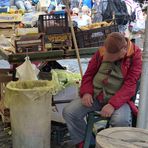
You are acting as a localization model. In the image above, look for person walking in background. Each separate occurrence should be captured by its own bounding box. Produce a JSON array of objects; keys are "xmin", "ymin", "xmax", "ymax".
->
[
  {"xmin": 92, "ymin": 0, "xmax": 131, "ymax": 35},
  {"xmin": 92, "ymin": 0, "xmax": 107, "ymax": 23},
  {"xmin": 77, "ymin": 5, "xmax": 92, "ymax": 27},
  {"xmin": 70, "ymin": 0, "xmax": 80, "ymax": 9},
  {"xmin": 82, "ymin": 0, "xmax": 93, "ymax": 9},
  {"xmin": 63, "ymin": 32, "xmax": 142, "ymax": 148},
  {"xmin": 48, "ymin": 0, "xmax": 64, "ymax": 12},
  {"xmin": 71, "ymin": 7, "xmax": 80, "ymax": 26},
  {"xmin": 124, "ymin": 0, "xmax": 135, "ymax": 15},
  {"xmin": 128, "ymin": 0, "xmax": 145, "ymax": 38}
]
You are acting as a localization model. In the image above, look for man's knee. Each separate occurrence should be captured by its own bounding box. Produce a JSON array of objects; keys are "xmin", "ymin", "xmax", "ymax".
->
[
  {"xmin": 62, "ymin": 100, "xmax": 80, "ymax": 120},
  {"xmin": 110, "ymin": 114, "xmax": 132, "ymax": 127},
  {"xmin": 109, "ymin": 104, "xmax": 132, "ymax": 127},
  {"xmin": 62, "ymin": 104, "xmax": 72, "ymax": 120}
]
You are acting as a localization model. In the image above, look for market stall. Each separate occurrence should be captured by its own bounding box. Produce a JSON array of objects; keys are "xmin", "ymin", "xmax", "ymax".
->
[
  {"xmin": 0, "ymin": 8, "xmax": 119, "ymax": 123},
  {"xmin": 0, "ymin": 5, "xmax": 120, "ymax": 147}
]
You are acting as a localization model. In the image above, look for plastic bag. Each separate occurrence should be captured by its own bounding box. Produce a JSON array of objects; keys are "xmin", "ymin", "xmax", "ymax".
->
[
  {"xmin": 16, "ymin": 57, "xmax": 40, "ymax": 80},
  {"xmin": 0, "ymin": 34, "xmax": 10, "ymax": 47},
  {"xmin": 22, "ymin": 12, "xmax": 45, "ymax": 27},
  {"xmin": 0, "ymin": 34, "xmax": 15, "ymax": 54},
  {"xmin": 4, "ymin": 80, "xmax": 57, "ymax": 107},
  {"xmin": 4, "ymin": 80, "xmax": 58, "ymax": 148}
]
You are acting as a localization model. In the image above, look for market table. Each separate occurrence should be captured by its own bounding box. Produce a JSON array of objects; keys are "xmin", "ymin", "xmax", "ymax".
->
[
  {"xmin": 1, "ymin": 47, "xmax": 99, "ymax": 64},
  {"xmin": 96, "ymin": 127, "xmax": 148, "ymax": 148}
]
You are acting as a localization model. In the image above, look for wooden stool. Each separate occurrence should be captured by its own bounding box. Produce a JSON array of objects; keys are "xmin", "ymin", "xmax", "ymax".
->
[{"xmin": 96, "ymin": 127, "xmax": 148, "ymax": 148}]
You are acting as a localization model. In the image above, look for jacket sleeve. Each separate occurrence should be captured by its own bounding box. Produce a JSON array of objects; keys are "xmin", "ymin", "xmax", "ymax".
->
[
  {"xmin": 80, "ymin": 51, "xmax": 101, "ymax": 97},
  {"xmin": 109, "ymin": 45, "xmax": 142, "ymax": 109}
]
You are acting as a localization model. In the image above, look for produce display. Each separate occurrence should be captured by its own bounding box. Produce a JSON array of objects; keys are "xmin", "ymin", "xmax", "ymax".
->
[{"xmin": 80, "ymin": 21, "xmax": 113, "ymax": 30}]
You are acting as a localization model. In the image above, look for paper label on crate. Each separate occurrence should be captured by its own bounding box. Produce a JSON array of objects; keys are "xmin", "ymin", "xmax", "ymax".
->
[
  {"xmin": 91, "ymin": 32, "xmax": 104, "ymax": 38},
  {"xmin": 17, "ymin": 40, "xmax": 41, "ymax": 45}
]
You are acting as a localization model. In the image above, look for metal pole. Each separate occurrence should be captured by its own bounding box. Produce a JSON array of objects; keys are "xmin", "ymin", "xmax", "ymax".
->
[
  {"xmin": 64, "ymin": 0, "xmax": 83, "ymax": 77},
  {"xmin": 137, "ymin": 7, "xmax": 148, "ymax": 128}
]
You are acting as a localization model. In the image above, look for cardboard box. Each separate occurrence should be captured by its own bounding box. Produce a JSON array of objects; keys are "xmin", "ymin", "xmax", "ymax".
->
[
  {"xmin": 53, "ymin": 85, "xmax": 79, "ymax": 101},
  {"xmin": 51, "ymin": 104, "xmax": 66, "ymax": 123},
  {"xmin": 52, "ymin": 85, "xmax": 79, "ymax": 123}
]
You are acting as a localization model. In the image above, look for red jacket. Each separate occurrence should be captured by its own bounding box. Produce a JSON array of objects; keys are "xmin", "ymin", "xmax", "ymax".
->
[{"xmin": 80, "ymin": 41, "xmax": 142, "ymax": 116}]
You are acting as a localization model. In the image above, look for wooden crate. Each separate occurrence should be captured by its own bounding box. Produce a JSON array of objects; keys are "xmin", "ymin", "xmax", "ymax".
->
[
  {"xmin": 15, "ymin": 33, "xmax": 45, "ymax": 53},
  {"xmin": 0, "ymin": 22, "xmax": 16, "ymax": 37},
  {"xmin": 45, "ymin": 33, "xmax": 72, "ymax": 51}
]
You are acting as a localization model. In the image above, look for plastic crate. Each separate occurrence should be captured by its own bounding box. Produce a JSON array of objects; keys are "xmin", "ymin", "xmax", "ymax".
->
[
  {"xmin": 51, "ymin": 121, "xmax": 68, "ymax": 145},
  {"xmin": 38, "ymin": 11, "xmax": 69, "ymax": 35},
  {"xmin": 75, "ymin": 24, "xmax": 119, "ymax": 48}
]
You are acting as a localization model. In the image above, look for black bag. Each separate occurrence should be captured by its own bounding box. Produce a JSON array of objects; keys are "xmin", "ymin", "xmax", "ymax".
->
[{"xmin": 102, "ymin": 0, "xmax": 129, "ymax": 25}]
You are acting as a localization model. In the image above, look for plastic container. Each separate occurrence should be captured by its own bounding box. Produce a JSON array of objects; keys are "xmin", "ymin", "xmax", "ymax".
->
[
  {"xmin": 4, "ymin": 80, "xmax": 57, "ymax": 148},
  {"xmin": 75, "ymin": 24, "xmax": 119, "ymax": 48},
  {"xmin": 38, "ymin": 12, "xmax": 69, "ymax": 35}
]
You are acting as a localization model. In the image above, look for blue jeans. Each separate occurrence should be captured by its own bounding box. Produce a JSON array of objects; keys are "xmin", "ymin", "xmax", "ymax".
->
[{"xmin": 63, "ymin": 98, "xmax": 132, "ymax": 144}]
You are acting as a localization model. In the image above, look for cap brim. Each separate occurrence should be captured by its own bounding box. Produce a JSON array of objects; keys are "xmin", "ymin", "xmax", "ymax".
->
[{"xmin": 103, "ymin": 49, "xmax": 126, "ymax": 62}]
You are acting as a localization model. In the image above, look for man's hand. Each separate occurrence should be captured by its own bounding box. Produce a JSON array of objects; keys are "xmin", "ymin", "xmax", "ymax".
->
[
  {"xmin": 81, "ymin": 93, "xmax": 93, "ymax": 107},
  {"xmin": 100, "ymin": 104, "xmax": 115, "ymax": 117}
]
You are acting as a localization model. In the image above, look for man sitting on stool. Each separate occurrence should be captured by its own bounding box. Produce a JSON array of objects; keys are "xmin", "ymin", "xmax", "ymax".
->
[{"xmin": 63, "ymin": 32, "xmax": 142, "ymax": 148}]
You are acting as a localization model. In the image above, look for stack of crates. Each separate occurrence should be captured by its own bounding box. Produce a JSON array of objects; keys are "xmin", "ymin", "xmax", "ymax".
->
[
  {"xmin": 51, "ymin": 121, "xmax": 68, "ymax": 145},
  {"xmin": 38, "ymin": 11, "xmax": 72, "ymax": 51}
]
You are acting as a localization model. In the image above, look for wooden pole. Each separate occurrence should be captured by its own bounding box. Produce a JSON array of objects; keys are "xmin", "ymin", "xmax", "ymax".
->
[{"xmin": 64, "ymin": 0, "xmax": 83, "ymax": 77}]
